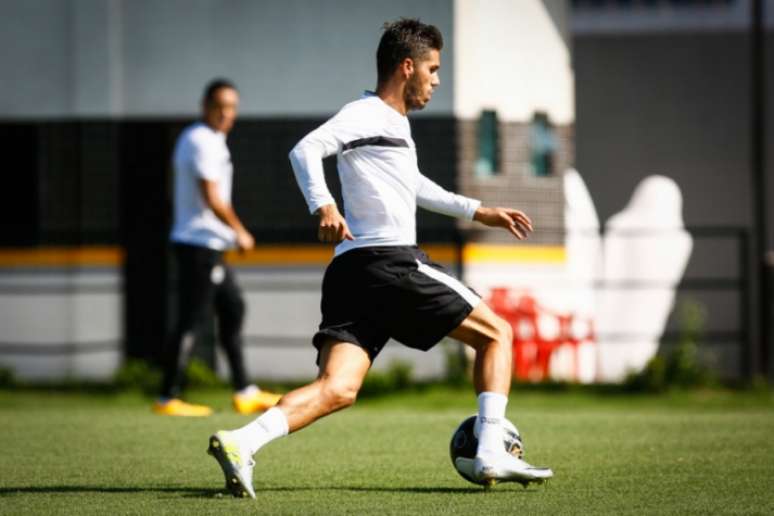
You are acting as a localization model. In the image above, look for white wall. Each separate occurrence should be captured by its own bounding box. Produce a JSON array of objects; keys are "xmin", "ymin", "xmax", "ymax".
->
[
  {"xmin": 453, "ymin": 0, "xmax": 574, "ymax": 123},
  {"xmin": 0, "ymin": 270, "xmax": 123, "ymax": 380},
  {"xmin": 0, "ymin": 265, "xmax": 448, "ymax": 382}
]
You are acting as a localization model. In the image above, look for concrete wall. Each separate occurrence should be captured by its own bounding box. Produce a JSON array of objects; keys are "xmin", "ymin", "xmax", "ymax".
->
[
  {"xmin": 1, "ymin": 0, "xmax": 578, "ymax": 120},
  {"xmin": 575, "ymin": 33, "xmax": 754, "ymax": 229},
  {"xmin": 0, "ymin": 260, "xmax": 453, "ymax": 382},
  {"xmin": 0, "ymin": 268, "xmax": 122, "ymax": 380},
  {"xmin": 573, "ymin": 25, "xmax": 774, "ymax": 375},
  {"xmin": 0, "ymin": 0, "xmax": 454, "ymax": 118}
]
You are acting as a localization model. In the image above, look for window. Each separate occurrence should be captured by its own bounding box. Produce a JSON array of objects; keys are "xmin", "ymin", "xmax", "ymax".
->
[
  {"xmin": 530, "ymin": 111, "xmax": 557, "ymax": 177},
  {"xmin": 475, "ymin": 110, "xmax": 499, "ymax": 177}
]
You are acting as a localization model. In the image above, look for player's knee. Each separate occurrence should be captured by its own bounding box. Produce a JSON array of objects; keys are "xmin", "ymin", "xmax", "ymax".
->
[
  {"xmin": 479, "ymin": 316, "xmax": 512, "ymax": 362},
  {"xmin": 496, "ymin": 317, "xmax": 513, "ymax": 346},
  {"xmin": 478, "ymin": 315, "xmax": 512, "ymax": 348},
  {"xmin": 321, "ymin": 379, "xmax": 359, "ymax": 411}
]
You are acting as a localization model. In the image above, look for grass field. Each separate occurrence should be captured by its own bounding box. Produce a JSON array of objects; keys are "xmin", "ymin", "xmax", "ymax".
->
[{"xmin": 1, "ymin": 385, "xmax": 773, "ymax": 515}]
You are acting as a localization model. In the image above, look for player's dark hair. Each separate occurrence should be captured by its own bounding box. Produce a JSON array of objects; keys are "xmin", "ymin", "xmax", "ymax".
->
[
  {"xmin": 203, "ymin": 78, "xmax": 238, "ymax": 104},
  {"xmin": 376, "ymin": 18, "xmax": 443, "ymax": 85}
]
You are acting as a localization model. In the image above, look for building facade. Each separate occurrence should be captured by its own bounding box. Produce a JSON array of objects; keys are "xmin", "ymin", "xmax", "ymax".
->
[{"xmin": 0, "ymin": 0, "xmax": 574, "ymax": 381}]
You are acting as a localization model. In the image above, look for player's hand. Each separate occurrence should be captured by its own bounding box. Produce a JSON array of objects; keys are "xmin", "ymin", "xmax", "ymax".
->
[
  {"xmin": 235, "ymin": 228, "xmax": 255, "ymax": 251},
  {"xmin": 473, "ymin": 206, "xmax": 533, "ymax": 240},
  {"xmin": 316, "ymin": 204, "xmax": 354, "ymax": 243}
]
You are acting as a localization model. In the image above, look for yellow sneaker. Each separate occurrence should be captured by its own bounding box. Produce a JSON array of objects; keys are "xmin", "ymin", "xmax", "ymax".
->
[
  {"xmin": 233, "ymin": 389, "xmax": 281, "ymax": 414},
  {"xmin": 153, "ymin": 398, "xmax": 213, "ymax": 417}
]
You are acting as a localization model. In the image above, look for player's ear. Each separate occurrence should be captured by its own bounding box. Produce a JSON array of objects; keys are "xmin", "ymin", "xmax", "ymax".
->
[{"xmin": 400, "ymin": 57, "xmax": 414, "ymax": 79}]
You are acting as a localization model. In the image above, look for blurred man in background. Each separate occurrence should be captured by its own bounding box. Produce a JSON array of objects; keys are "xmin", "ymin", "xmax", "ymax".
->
[{"xmin": 153, "ymin": 79, "xmax": 280, "ymax": 417}]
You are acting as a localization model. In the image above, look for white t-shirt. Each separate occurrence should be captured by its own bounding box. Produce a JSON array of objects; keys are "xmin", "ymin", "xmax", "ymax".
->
[
  {"xmin": 170, "ymin": 122, "xmax": 236, "ymax": 250},
  {"xmin": 289, "ymin": 92, "xmax": 480, "ymax": 256}
]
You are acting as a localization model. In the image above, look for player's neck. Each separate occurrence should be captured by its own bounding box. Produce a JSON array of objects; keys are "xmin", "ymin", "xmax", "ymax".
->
[
  {"xmin": 201, "ymin": 118, "xmax": 229, "ymax": 135},
  {"xmin": 375, "ymin": 83, "xmax": 408, "ymax": 116}
]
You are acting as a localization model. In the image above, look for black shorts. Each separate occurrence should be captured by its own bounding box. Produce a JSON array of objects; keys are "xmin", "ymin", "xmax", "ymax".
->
[{"xmin": 312, "ymin": 245, "xmax": 481, "ymax": 361}]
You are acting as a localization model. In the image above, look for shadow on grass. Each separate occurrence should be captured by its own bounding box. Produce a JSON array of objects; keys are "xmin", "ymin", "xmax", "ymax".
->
[
  {"xmin": 256, "ymin": 486, "xmax": 489, "ymax": 495},
  {"xmin": 0, "ymin": 484, "xmax": 536, "ymax": 497},
  {"xmin": 0, "ymin": 486, "xmax": 221, "ymax": 497},
  {"xmin": 0, "ymin": 485, "xmax": 222, "ymax": 496}
]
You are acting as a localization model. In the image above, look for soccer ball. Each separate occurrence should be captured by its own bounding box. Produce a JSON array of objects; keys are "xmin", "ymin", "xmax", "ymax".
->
[{"xmin": 449, "ymin": 415, "xmax": 524, "ymax": 485}]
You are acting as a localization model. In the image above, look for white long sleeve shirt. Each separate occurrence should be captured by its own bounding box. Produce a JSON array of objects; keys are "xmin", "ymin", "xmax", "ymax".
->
[
  {"xmin": 170, "ymin": 122, "xmax": 236, "ymax": 250},
  {"xmin": 289, "ymin": 92, "xmax": 480, "ymax": 256}
]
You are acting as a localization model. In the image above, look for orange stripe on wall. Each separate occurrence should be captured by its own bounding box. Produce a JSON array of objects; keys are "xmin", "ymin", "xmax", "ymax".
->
[
  {"xmin": 0, "ymin": 246, "xmax": 124, "ymax": 267},
  {"xmin": 0, "ymin": 243, "xmax": 565, "ymax": 268},
  {"xmin": 225, "ymin": 244, "xmax": 564, "ymax": 265},
  {"xmin": 225, "ymin": 245, "xmax": 334, "ymax": 265},
  {"xmin": 226, "ymin": 244, "xmax": 460, "ymax": 265}
]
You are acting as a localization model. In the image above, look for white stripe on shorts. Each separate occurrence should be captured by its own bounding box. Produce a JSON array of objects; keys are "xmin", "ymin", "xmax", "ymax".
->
[{"xmin": 415, "ymin": 259, "xmax": 481, "ymax": 308}]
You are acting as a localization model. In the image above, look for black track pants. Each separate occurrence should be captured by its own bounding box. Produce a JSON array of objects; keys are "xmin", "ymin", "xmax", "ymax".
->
[{"xmin": 161, "ymin": 243, "xmax": 248, "ymax": 398}]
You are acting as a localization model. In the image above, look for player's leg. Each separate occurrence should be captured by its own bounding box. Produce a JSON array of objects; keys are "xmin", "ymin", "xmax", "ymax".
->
[
  {"xmin": 154, "ymin": 244, "xmax": 216, "ymax": 416},
  {"xmin": 213, "ymin": 264, "xmax": 248, "ymax": 390},
  {"xmin": 213, "ymin": 264, "xmax": 280, "ymax": 414},
  {"xmin": 274, "ymin": 339, "xmax": 372, "ymax": 431},
  {"xmin": 448, "ymin": 300, "xmax": 512, "ymax": 395},
  {"xmin": 384, "ymin": 249, "xmax": 549, "ymax": 484},
  {"xmin": 224, "ymin": 338, "xmax": 370, "ymax": 446},
  {"xmin": 207, "ymin": 339, "xmax": 371, "ymax": 498},
  {"xmin": 449, "ymin": 302, "xmax": 553, "ymax": 485}
]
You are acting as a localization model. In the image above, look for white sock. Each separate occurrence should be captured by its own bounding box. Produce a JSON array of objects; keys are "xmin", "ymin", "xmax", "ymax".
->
[
  {"xmin": 232, "ymin": 407, "xmax": 289, "ymax": 456},
  {"xmin": 475, "ymin": 392, "xmax": 508, "ymax": 458}
]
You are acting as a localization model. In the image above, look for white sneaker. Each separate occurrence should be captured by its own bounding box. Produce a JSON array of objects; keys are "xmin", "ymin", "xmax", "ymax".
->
[
  {"xmin": 473, "ymin": 453, "xmax": 553, "ymax": 487},
  {"xmin": 207, "ymin": 430, "xmax": 256, "ymax": 498}
]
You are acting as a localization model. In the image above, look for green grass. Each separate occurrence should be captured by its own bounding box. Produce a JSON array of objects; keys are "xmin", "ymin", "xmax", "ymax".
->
[{"xmin": 1, "ymin": 386, "xmax": 773, "ymax": 515}]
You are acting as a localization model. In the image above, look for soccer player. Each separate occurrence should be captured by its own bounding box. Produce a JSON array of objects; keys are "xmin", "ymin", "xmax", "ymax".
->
[
  {"xmin": 207, "ymin": 20, "xmax": 553, "ymax": 496},
  {"xmin": 153, "ymin": 79, "xmax": 280, "ymax": 417}
]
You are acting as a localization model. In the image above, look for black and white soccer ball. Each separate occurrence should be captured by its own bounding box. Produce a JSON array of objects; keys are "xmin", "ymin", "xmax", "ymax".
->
[{"xmin": 449, "ymin": 415, "xmax": 524, "ymax": 485}]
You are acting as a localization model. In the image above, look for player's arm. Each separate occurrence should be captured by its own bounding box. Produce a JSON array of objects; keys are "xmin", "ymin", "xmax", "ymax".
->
[
  {"xmin": 416, "ymin": 172, "xmax": 481, "ymax": 220},
  {"xmin": 289, "ymin": 118, "xmax": 353, "ymax": 243},
  {"xmin": 190, "ymin": 137, "xmax": 254, "ymax": 251},
  {"xmin": 472, "ymin": 206, "xmax": 533, "ymax": 240},
  {"xmin": 198, "ymin": 179, "xmax": 255, "ymax": 250},
  {"xmin": 416, "ymin": 173, "xmax": 532, "ymax": 240}
]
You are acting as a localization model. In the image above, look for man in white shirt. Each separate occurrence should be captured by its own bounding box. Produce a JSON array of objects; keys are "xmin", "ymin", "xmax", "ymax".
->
[
  {"xmin": 208, "ymin": 21, "xmax": 553, "ymax": 497},
  {"xmin": 154, "ymin": 79, "xmax": 280, "ymax": 417}
]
